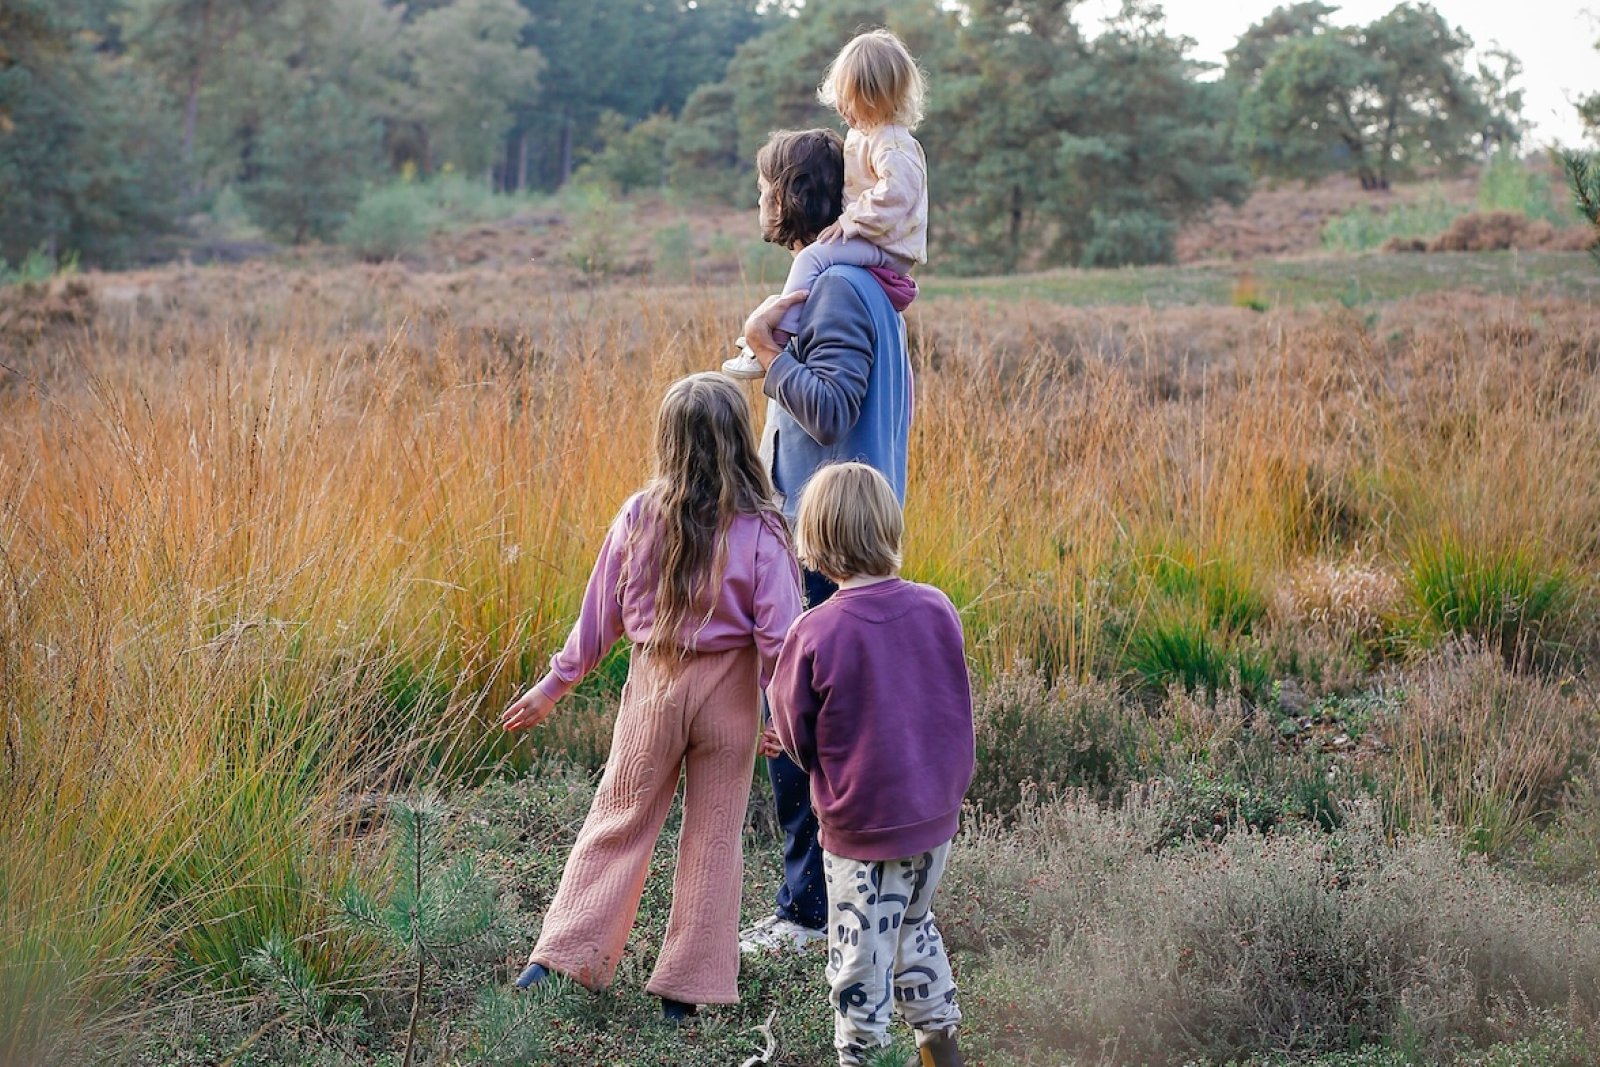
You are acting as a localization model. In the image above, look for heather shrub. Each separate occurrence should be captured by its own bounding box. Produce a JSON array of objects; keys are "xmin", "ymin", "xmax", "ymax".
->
[
  {"xmin": 949, "ymin": 799, "xmax": 1600, "ymax": 1065},
  {"xmin": 1415, "ymin": 211, "xmax": 1592, "ymax": 253},
  {"xmin": 1146, "ymin": 684, "xmax": 1349, "ymax": 846},
  {"xmin": 969, "ymin": 668, "xmax": 1147, "ymax": 816},
  {"xmin": 1531, "ymin": 758, "xmax": 1600, "ymax": 883},
  {"xmin": 1381, "ymin": 648, "xmax": 1589, "ymax": 855}
]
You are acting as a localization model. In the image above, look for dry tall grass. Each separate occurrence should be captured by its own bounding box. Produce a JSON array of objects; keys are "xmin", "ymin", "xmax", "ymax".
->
[{"xmin": 3, "ymin": 267, "xmax": 1600, "ymax": 1053}]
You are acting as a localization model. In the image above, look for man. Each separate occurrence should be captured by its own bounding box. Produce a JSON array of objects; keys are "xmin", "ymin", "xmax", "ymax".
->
[{"xmin": 734, "ymin": 127, "xmax": 915, "ymax": 954}]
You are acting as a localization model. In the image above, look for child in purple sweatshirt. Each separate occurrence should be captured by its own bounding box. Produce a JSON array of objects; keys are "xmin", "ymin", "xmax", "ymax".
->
[
  {"xmin": 500, "ymin": 373, "xmax": 802, "ymax": 1022},
  {"xmin": 767, "ymin": 462, "xmax": 974, "ymax": 1067}
]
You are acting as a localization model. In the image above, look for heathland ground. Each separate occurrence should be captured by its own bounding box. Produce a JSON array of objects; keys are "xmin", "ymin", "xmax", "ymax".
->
[{"xmin": 4, "ymin": 181, "xmax": 1600, "ymax": 1066}]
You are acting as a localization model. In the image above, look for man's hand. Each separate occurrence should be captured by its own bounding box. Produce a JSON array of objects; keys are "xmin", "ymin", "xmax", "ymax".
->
[
  {"xmin": 501, "ymin": 686, "xmax": 556, "ymax": 731},
  {"xmin": 741, "ymin": 289, "xmax": 808, "ymax": 370},
  {"xmin": 757, "ymin": 725, "xmax": 784, "ymax": 759}
]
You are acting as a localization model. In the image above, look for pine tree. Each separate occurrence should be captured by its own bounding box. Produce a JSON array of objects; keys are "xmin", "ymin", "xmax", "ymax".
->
[
  {"xmin": 340, "ymin": 797, "xmax": 496, "ymax": 1067},
  {"xmin": 240, "ymin": 79, "xmax": 380, "ymax": 243},
  {"xmin": 1564, "ymin": 152, "xmax": 1600, "ymax": 269}
]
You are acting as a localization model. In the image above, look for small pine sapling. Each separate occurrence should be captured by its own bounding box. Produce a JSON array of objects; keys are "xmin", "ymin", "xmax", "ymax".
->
[
  {"xmin": 246, "ymin": 934, "xmax": 364, "ymax": 1062},
  {"xmin": 341, "ymin": 796, "xmax": 496, "ymax": 1067}
]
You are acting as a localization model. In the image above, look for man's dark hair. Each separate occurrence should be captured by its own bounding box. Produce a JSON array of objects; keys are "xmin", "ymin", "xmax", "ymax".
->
[{"xmin": 757, "ymin": 128, "xmax": 844, "ymax": 249}]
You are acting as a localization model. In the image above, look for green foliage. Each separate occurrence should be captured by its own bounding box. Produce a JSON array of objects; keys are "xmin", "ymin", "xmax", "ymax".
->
[
  {"xmin": 1400, "ymin": 536, "xmax": 1578, "ymax": 668},
  {"xmin": 240, "ymin": 79, "xmax": 379, "ymax": 243},
  {"xmin": 338, "ymin": 170, "xmax": 522, "ymax": 261},
  {"xmin": 1116, "ymin": 551, "xmax": 1272, "ymax": 698},
  {"xmin": 0, "ymin": 4, "xmax": 180, "ymax": 265},
  {"xmin": 340, "ymin": 796, "xmax": 496, "ymax": 1067},
  {"xmin": 931, "ymin": 0, "xmax": 1246, "ymax": 272},
  {"xmin": 1233, "ymin": 3, "xmax": 1496, "ymax": 189},
  {"xmin": 1580, "ymin": 36, "xmax": 1600, "ymax": 139},
  {"xmin": 510, "ymin": 0, "xmax": 770, "ymax": 191},
  {"xmin": 1152, "ymin": 750, "xmax": 1342, "ymax": 850},
  {"xmin": 575, "ymin": 111, "xmax": 673, "ymax": 194},
  {"xmin": 1321, "ymin": 187, "xmax": 1465, "ymax": 252},
  {"xmin": 1476, "ymin": 151, "xmax": 1569, "ymax": 226},
  {"xmin": 1564, "ymin": 151, "xmax": 1600, "ymax": 268},
  {"xmin": 651, "ymin": 221, "xmax": 696, "ymax": 282},
  {"xmin": 464, "ymin": 986, "xmax": 550, "ymax": 1065},
  {"xmin": 1126, "ymin": 613, "xmax": 1271, "ymax": 699},
  {"xmin": 340, "ymin": 798, "xmax": 496, "ymax": 955},
  {"xmin": 410, "ymin": 0, "xmax": 541, "ymax": 178},
  {"xmin": 0, "ymin": 247, "xmax": 78, "ymax": 287},
  {"xmin": 341, "ymin": 184, "xmax": 437, "ymax": 260},
  {"xmin": 561, "ymin": 184, "xmax": 634, "ymax": 278},
  {"xmin": 665, "ymin": 82, "xmax": 748, "ymax": 204}
]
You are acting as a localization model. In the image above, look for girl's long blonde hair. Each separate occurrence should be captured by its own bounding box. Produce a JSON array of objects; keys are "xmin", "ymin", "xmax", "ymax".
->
[{"xmin": 632, "ymin": 373, "xmax": 783, "ymax": 657}]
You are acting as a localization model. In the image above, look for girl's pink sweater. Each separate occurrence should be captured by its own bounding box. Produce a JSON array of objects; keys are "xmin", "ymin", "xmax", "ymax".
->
[{"xmin": 533, "ymin": 492, "xmax": 803, "ymax": 703}]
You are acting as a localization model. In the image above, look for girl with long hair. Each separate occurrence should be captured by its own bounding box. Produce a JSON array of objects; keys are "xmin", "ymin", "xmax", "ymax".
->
[{"xmin": 500, "ymin": 373, "xmax": 802, "ymax": 1020}]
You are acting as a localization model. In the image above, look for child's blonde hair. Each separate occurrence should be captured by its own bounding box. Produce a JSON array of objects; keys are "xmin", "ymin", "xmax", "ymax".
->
[
  {"xmin": 818, "ymin": 29, "xmax": 925, "ymax": 131},
  {"xmin": 794, "ymin": 462, "xmax": 903, "ymax": 580}
]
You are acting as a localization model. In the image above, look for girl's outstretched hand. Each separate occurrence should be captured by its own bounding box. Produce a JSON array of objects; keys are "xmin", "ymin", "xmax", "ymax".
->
[
  {"xmin": 815, "ymin": 220, "xmax": 846, "ymax": 245},
  {"xmin": 757, "ymin": 726, "xmax": 784, "ymax": 759},
  {"xmin": 501, "ymin": 687, "xmax": 556, "ymax": 731}
]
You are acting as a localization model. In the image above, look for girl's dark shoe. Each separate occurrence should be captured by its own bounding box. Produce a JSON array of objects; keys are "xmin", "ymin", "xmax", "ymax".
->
[
  {"xmin": 514, "ymin": 962, "xmax": 550, "ymax": 989},
  {"xmin": 660, "ymin": 997, "xmax": 699, "ymax": 1024}
]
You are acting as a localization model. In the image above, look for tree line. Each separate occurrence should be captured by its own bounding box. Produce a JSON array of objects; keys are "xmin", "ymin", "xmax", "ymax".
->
[{"xmin": 1, "ymin": 0, "xmax": 1583, "ymax": 273}]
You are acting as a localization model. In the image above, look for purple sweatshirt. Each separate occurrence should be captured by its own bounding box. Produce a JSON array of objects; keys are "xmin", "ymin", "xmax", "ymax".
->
[
  {"xmin": 534, "ymin": 492, "xmax": 803, "ymax": 703},
  {"xmin": 768, "ymin": 578, "xmax": 975, "ymax": 861}
]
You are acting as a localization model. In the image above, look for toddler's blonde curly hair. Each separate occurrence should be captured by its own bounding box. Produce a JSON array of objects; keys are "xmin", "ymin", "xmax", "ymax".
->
[{"xmin": 818, "ymin": 29, "xmax": 925, "ymax": 131}]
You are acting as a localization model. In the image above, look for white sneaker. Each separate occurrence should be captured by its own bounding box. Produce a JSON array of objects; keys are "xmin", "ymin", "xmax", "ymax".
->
[
  {"xmin": 738, "ymin": 914, "xmax": 826, "ymax": 955},
  {"xmin": 721, "ymin": 336, "xmax": 765, "ymax": 380}
]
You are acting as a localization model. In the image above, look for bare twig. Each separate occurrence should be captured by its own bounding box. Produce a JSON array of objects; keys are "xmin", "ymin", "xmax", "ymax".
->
[{"xmin": 739, "ymin": 1009, "xmax": 779, "ymax": 1067}]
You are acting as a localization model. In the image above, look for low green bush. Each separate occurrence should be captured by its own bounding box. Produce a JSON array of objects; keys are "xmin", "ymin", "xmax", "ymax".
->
[
  {"xmin": 1322, "ymin": 187, "xmax": 1464, "ymax": 252},
  {"xmin": 1476, "ymin": 152, "xmax": 1571, "ymax": 227},
  {"xmin": 341, "ymin": 183, "xmax": 439, "ymax": 261}
]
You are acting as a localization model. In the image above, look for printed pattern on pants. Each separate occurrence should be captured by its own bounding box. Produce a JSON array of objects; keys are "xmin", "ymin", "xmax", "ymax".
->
[
  {"xmin": 823, "ymin": 842, "xmax": 960, "ymax": 1067},
  {"xmin": 527, "ymin": 645, "xmax": 759, "ymax": 1004}
]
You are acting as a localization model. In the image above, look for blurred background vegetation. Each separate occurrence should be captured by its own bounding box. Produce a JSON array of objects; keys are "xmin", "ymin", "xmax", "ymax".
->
[{"xmin": 2, "ymin": 0, "xmax": 1596, "ymax": 277}]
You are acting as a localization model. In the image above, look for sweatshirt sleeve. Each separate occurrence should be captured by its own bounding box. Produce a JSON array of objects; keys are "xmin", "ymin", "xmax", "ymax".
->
[
  {"xmin": 841, "ymin": 138, "xmax": 925, "ymax": 244},
  {"xmin": 533, "ymin": 500, "xmax": 634, "ymax": 703},
  {"xmin": 762, "ymin": 272, "xmax": 874, "ymax": 447},
  {"xmin": 753, "ymin": 519, "xmax": 803, "ymax": 689},
  {"xmin": 768, "ymin": 625, "xmax": 819, "ymax": 772}
]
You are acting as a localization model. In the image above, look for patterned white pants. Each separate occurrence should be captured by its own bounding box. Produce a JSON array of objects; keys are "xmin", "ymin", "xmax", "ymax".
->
[{"xmin": 822, "ymin": 842, "xmax": 960, "ymax": 1066}]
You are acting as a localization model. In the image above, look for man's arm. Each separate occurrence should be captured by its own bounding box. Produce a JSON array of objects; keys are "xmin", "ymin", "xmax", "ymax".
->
[{"xmin": 760, "ymin": 273, "xmax": 875, "ymax": 447}]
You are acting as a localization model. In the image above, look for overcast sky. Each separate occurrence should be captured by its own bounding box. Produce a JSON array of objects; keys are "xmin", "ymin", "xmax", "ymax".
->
[{"xmin": 1080, "ymin": 0, "xmax": 1597, "ymax": 147}]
